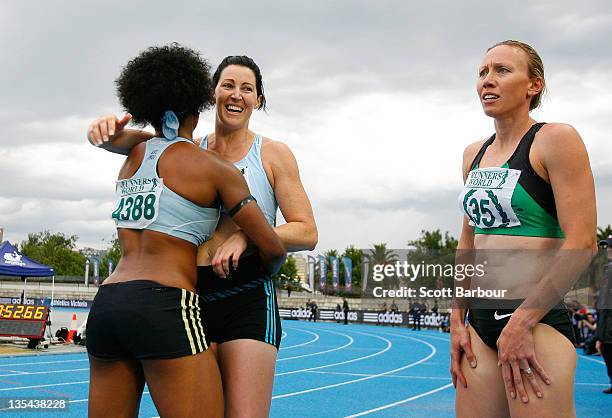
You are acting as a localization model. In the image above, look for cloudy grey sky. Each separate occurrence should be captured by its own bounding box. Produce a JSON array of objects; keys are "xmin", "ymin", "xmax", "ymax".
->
[{"xmin": 1, "ymin": 1, "xmax": 611, "ymax": 253}]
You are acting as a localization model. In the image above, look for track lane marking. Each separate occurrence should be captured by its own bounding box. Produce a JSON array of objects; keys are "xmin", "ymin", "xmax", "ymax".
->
[
  {"xmin": 277, "ymin": 329, "xmax": 354, "ymax": 361},
  {"xmin": 344, "ymin": 383, "xmax": 454, "ymax": 417},
  {"xmin": 279, "ymin": 328, "xmax": 320, "ymax": 350},
  {"xmin": 273, "ymin": 334, "xmax": 434, "ymax": 398},
  {"xmin": 0, "ymin": 368, "xmax": 89, "ymax": 378},
  {"xmin": 275, "ymin": 331, "xmax": 391, "ymax": 376},
  {"xmin": 0, "ymin": 358, "xmax": 87, "ymax": 367}
]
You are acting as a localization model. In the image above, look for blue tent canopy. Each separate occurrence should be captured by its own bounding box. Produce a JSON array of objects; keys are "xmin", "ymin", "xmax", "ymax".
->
[{"xmin": 0, "ymin": 241, "xmax": 54, "ymax": 277}]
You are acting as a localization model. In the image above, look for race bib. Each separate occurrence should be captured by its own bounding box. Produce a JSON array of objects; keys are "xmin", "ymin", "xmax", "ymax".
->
[
  {"xmin": 459, "ymin": 167, "xmax": 521, "ymax": 229},
  {"xmin": 111, "ymin": 177, "xmax": 163, "ymax": 229}
]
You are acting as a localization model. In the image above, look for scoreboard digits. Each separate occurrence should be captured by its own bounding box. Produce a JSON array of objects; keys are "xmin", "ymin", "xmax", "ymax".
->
[
  {"xmin": 0, "ymin": 305, "xmax": 46, "ymax": 320},
  {"xmin": 0, "ymin": 304, "xmax": 49, "ymax": 338}
]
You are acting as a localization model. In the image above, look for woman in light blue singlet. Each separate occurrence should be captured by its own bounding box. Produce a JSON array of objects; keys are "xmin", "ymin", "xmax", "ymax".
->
[
  {"xmin": 87, "ymin": 55, "xmax": 317, "ymax": 417},
  {"xmin": 451, "ymin": 40, "xmax": 596, "ymax": 418},
  {"xmin": 86, "ymin": 45, "xmax": 286, "ymax": 418}
]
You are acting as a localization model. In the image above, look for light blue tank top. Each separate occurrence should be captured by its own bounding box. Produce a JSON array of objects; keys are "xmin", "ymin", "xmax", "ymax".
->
[
  {"xmin": 112, "ymin": 137, "xmax": 220, "ymax": 246},
  {"xmin": 200, "ymin": 134, "xmax": 277, "ymax": 226}
]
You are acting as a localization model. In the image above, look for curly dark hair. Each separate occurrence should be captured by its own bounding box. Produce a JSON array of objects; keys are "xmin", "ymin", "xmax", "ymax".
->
[
  {"xmin": 115, "ymin": 43, "xmax": 214, "ymax": 130},
  {"xmin": 212, "ymin": 55, "xmax": 266, "ymax": 111}
]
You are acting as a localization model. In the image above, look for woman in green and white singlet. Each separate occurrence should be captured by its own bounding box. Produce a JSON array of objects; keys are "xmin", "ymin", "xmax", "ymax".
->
[{"xmin": 451, "ymin": 40, "xmax": 596, "ymax": 418}]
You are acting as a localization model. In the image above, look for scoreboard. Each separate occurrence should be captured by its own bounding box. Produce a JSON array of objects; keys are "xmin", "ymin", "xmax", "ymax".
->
[{"xmin": 0, "ymin": 304, "xmax": 49, "ymax": 338}]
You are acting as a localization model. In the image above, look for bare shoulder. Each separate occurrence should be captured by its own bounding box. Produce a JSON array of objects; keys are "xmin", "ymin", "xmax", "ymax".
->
[
  {"xmin": 127, "ymin": 141, "xmax": 147, "ymax": 159},
  {"xmin": 193, "ymin": 143, "xmax": 238, "ymax": 172},
  {"xmin": 535, "ymin": 122, "xmax": 583, "ymax": 148},
  {"xmin": 534, "ymin": 122, "xmax": 589, "ymax": 169},
  {"xmin": 261, "ymin": 137, "xmax": 295, "ymax": 159},
  {"xmin": 463, "ymin": 138, "xmax": 487, "ymax": 161},
  {"xmin": 119, "ymin": 142, "xmax": 147, "ymax": 179},
  {"xmin": 169, "ymin": 142, "xmax": 239, "ymax": 176},
  {"xmin": 535, "ymin": 123, "xmax": 586, "ymax": 161},
  {"xmin": 261, "ymin": 137, "xmax": 298, "ymax": 170},
  {"xmin": 462, "ymin": 138, "xmax": 488, "ymax": 172}
]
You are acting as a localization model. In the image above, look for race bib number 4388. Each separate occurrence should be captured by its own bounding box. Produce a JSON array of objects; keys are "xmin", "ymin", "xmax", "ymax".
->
[
  {"xmin": 111, "ymin": 177, "xmax": 163, "ymax": 229},
  {"xmin": 459, "ymin": 167, "xmax": 521, "ymax": 229}
]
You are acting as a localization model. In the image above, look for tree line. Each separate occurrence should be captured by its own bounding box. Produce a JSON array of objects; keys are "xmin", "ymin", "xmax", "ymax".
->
[{"xmin": 9, "ymin": 225, "xmax": 612, "ymax": 285}]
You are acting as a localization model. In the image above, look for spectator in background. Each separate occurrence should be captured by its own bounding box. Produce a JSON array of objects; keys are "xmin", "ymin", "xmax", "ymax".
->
[
  {"xmin": 389, "ymin": 300, "xmax": 399, "ymax": 327},
  {"xmin": 569, "ymin": 300, "xmax": 587, "ymax": 347},
  {"xmin": 390, "ymin": 300, "xmax": 398, "ymax": 313},
  {"xmin": 335, "ymin": 303, "xmax": 342, "ymax": 323},
  {"xmin": 306, "ymin": 300, "xmax": 313, "ymax": 321},
  {"xmin": 380, "ymin": 302, "xmax": 388, "ymax": 313},
  {"xmin": 581, "ymin": 313, "xmax": 598, "ymax": 355},
  {"xmin": 343, "ymin": 299, "xmax": 349, "ymax": 325},
  {"xmin": 311, "ymin": 301, "xmax": 318, "ymax": 322},
  {"xmin": 432, "ymin": 300, "xmax": 439, "ymax": 314},
  {"xmin": 597, "ymin": 237, "xmax": 612, "ymax": 394},
  {"xmin": 410, "ymin": 302, "xmax": 421, "ymax": 331}
]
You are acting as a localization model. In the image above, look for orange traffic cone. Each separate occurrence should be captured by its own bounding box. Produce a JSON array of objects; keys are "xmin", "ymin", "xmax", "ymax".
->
[{"xmin": 66, "ymin": 313, "xmax": 77, "ymax": 343}]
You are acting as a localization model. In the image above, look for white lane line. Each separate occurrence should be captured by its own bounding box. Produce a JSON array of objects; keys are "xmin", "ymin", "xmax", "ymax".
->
[
  {"xmin": 381, "ymin": 331, "xmax": 606, "ymax": 368},
  {"xmin": 280, "ymin": 328, "xmax": 320, "ymax": 350},
  {"xmin": 0, "ymin": 368, "xmax": 89, "ymax": 377},
  {"xmin": 275, "ymin": 331, "xmax": 391, "ymax": 376},
  {"xmin": 0, "ymin": 358, "xmax": 87, "ymax": 367},
  {"xmin": 273, "ymin": 335, "xmax": 434, "ymax": 399},
  {"xmin": 342, "ymin": 329, "xmax": 453, "ymax": 417},
  {"xmin": 0, "ymin": 380, "xmax": 89, "ymax": 391},
  {"xmin": 277, "ymin": 330, "xmax": 354, "ymax": 362},
  {"xmin": 405, "ymin": 333, "xmax": 450, "ymax": 342},
  {"xmin": 306, "ymin": 370, "xmax": 452, "ymax": 381},
  {"xmin": 373, "ymin": 330, "xmax": 450, "ymax": 343},
  {"xmin": 69, "ymin": 390, "xmax": 151, "ymax": 404},
  {"xmin": 577, "ymin": 354, "xmax": 605, "ymax": 365},
  {"xmin": 0, "ymin": 369, "xmax": 29, "ymax": 375},
  {"xmin": 344, "ymin": 383, "xmax": 454, "ymax": 417}
]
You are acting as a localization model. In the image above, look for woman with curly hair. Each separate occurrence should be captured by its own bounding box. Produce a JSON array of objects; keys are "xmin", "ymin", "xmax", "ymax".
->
[
  {"xmin": 86, "ymin": 44, "xmax": 285, "ymax": 418},
  {"xmin": 451, "ymin": 40, "xmax": 596, "ymax": 417}
]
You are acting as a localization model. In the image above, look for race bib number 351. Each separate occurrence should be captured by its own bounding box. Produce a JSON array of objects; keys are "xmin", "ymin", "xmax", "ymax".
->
[
  {"xmin": 111, "ymin": 177, "xmax": 163, "ymax": 229},
  {"xmin": 459, "ymin": 167, "xmax": 521, "ymax": 229}
]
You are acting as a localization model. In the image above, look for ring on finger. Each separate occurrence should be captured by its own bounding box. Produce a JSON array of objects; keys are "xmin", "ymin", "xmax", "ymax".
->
[{"xmin": 520, "ymin": 367, "xmax": 533, "ymax": 376}]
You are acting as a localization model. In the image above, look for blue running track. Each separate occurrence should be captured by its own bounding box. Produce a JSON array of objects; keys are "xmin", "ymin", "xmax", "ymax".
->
[{"xmin": 0, "ymin": 321, "xmax": 609, "ymax": 417}]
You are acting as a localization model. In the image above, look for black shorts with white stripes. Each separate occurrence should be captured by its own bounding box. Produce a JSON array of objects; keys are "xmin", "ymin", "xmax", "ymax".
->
[{"xmin": 86, "ymin": 280, "xmax": 208, "ymax": 360}]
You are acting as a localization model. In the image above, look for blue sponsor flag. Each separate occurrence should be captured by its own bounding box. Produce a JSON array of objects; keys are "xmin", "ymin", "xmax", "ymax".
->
[
  {"xmin": 342, "ymin": 256, "xmax": 352, "ymax": 291},
  {"xmin": 331, "ymin": 257, "xmax": 339, "ymax": 289},
  {"xmin": 318, "ymin": 255, "xmax": 327, "ymax": 289}
]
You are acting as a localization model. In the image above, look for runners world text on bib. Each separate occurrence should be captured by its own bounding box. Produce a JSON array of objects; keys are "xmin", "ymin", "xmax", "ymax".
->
[
  {"xmin": 459, "ymin": 167, "xmax": 521, "ymax": 229},
  {"xmin": 111, "ymin": 177, "xmax": 163, "ymax": 228}
]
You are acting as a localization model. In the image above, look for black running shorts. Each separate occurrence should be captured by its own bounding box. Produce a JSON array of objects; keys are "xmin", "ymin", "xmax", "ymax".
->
[
  {"xmin": 468, "ymin": 298, "xmax": 575, "ymax": 350},
  {"xmin": 86, "ymin": 280, "xmax": 208, "ymax": 360},
  {"xmin": 197, "ymin": 255, "xmax": 282, "ymax": 349}
]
